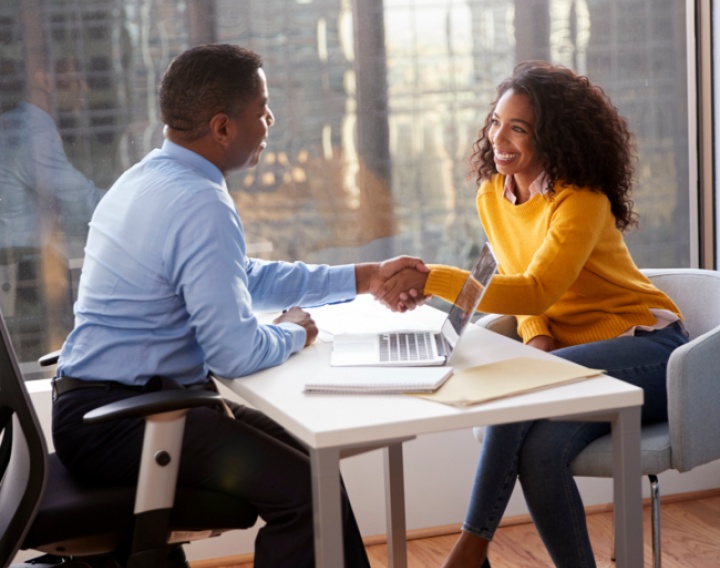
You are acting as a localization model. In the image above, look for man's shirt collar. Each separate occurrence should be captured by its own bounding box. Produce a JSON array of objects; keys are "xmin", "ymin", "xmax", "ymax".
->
[{"xmin": 161, "ymin": 139, "xmax": 226, "ymax": 188}]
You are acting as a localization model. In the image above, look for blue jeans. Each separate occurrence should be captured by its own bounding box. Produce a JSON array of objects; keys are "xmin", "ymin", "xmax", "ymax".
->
[{"xmin": 463, "ymin": 322, "xmax": 689, "ymax": 568}]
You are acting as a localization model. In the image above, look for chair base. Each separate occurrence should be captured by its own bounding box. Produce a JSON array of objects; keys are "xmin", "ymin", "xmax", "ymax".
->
[
  {"xmin": 11, "ymin": 554, "xmax": 71, "ymax": 568},
  {"xmin": 11, "ymin": 553, "xmax": 123, "ymax": 568},
  {"xmin": 33, "ymin": 533, "xmax": 122, "ymax": 557},
  {"xmin": 13, "ymin": 543, "xmax": 189, "ymax": 568}
]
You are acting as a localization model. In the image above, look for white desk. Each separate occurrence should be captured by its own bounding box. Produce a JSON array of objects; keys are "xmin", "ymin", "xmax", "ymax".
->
[{"xmin": 219, "ymin": 296, "xmax": 644, "ymax": 567}]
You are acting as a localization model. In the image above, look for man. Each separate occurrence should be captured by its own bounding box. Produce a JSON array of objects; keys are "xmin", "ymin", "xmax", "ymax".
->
[
  {"xmin": 51, "ymin": 45, "xmax": 427, "ymax": 567},
  {"xmin": 0, "ymin": 65, "xmax": 104, "ymax": 319}
]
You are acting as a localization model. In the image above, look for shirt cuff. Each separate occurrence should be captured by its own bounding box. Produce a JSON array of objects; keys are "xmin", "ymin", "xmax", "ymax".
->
[
  {"xmin": 276, "ymin": 322, "xmax": 307, "ymax": 353},
  {"xmin": 327, "ymin": 264, "xmax": 357, "ymax": 304}
]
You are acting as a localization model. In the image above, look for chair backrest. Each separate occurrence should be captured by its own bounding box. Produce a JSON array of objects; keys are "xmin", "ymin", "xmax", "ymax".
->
[
  {"xmin": 0, "ymin": 311, "xmax": 48, "ymax": 568},
  {"xmin": 642, "ymin": 269, "xmax": 720, "ymax": 473},
  {"xmin": 642, "ymin": 268, "xmax": 720, "ymax": 339}
]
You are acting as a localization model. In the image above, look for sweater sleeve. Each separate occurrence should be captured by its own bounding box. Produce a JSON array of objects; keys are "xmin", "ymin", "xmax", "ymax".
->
[
  {"xmin": 424, "ymin": 266, "xmax": 555, "ymax": 343},
  {"xmin": 425, "ymin": 189, "xmax": 610, "ymax": 318},
  {"xmin": 516, "ymin": 314, "xmax": 553, "ymax": 343},
  {"xmin": 424, "ymin": 264, "xmax": 470, "ymax": 305}
]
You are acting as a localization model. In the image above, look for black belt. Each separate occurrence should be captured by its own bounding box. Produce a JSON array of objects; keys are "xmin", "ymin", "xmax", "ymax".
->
[{"xmin": 51, "ymin": 376, "xmax": 143, "ymax": 399}]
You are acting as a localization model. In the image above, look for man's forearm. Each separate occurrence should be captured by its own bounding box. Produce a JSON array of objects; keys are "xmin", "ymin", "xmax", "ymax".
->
[
  {"xmin": 247, "ymin": 260, "xmax": 356, "ymax": 310},
  {"xmin": 354, "ymin": 263, "xmax": 378, "ymax": 295}
]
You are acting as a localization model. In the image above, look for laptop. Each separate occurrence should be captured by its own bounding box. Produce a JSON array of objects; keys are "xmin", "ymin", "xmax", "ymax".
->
[{"xmin": 330, "ymin": 242, "xmax": 499, "ymax": 367}]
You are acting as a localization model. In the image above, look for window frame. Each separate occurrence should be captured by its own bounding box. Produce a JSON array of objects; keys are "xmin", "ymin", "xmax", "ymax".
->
[{"xmin": 689, "ymin": 0, "xmax": 718, "ymax": 269}]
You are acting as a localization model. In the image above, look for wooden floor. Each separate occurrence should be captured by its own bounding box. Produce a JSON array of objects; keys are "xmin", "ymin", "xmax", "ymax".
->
[{"xmin": 227, "ymin": 495, "xmax": 720, "ymax": 567}]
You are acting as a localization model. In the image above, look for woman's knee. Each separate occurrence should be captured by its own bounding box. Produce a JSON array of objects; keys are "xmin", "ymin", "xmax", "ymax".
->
[
  {"xmin": 516, "ymin": 428, "xmax": 563, "ymax": 479},
  {"xmin": 482, "ymin": 421, "xmax": 532, "ymax": 450},
  {"xmin": 516, "ymin": 420, "xmax": 603, "ymax": 481}
]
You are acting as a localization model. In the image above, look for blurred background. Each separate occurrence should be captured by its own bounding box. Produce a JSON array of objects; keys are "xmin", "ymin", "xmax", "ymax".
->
[{"xmin": 0, "ymin": 0, "xmax": 690, "ymax": 378}]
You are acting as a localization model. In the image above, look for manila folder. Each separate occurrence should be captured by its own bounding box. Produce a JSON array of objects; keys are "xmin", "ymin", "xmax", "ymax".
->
[{"xmin": 410, "ymin": 357, "xmax": 603, "ymax": 407}]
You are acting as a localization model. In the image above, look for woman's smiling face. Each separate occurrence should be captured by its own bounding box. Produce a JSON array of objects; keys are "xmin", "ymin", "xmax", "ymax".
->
[{"xmin": 488, "ymin": 89, "xmax": 542, "ymax": 181}]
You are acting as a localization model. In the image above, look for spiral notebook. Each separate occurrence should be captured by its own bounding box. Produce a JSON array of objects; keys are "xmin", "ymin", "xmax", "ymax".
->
[{"xmin": 304, "ymin": 366, "xmax": 454, "ymax": 394}]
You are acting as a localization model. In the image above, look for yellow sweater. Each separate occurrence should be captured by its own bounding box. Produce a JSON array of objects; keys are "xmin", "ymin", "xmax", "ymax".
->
[{"xmin": 424, "ymin": 175, "xmax": 681, "ymax": 348}]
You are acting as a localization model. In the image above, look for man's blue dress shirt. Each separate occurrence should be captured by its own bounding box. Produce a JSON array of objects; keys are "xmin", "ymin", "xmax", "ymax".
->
[{"xmin": 58, "ymin": 140, "xmax": 356, "ymax": 385}]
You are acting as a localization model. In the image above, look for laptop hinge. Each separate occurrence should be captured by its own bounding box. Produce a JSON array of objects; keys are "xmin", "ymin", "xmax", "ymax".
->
[{"xmin": 435, "ymin": 334, "xmax": 447, "ymax": 357}]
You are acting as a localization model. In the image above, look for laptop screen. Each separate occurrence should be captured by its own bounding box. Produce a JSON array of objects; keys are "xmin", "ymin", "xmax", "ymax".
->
[{"xmin": 440, "ymin": 242, "xmax": 498, "ymax": 353}]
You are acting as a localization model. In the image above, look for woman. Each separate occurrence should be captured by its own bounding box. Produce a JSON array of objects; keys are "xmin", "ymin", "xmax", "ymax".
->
[{"xmin": 379, "ymin": 61, "xmax": 688, "ymax": 567}]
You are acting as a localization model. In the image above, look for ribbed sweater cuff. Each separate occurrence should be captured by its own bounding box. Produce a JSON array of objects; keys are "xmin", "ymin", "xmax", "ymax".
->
[
  {"xmin": 425, "ymin": 264, "xmax": 470, "ymax": 305},
  {"xmin": 517, "ymin": 318, "xmax": 552, "ymax": 344}
]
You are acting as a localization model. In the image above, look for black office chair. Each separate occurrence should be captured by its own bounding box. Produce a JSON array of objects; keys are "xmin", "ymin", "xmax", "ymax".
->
[{"xmin": 0, "ymin": 311, "xmax": 258, "ymax": 568}]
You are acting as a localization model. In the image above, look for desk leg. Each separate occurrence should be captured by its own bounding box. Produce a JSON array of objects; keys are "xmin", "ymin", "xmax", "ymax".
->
[
  {"xmin": 611, "ymin": 406, "xmax": 643, "ymax": 568},
  {"xmin": 384, "ymin": 443, "xmax": 408, "ymax": 568},
  {"xmin": 310, "ymin": 447, "xmax": 344, "ymax": 568}
]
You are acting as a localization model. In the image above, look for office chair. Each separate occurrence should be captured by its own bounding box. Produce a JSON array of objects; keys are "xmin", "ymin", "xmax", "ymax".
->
[
  {"xmin": 472, "ymin": 268, "xmax": 720, "ymax": 568},
  {"xmin": 0, "ymin": 310, "xmax": 259, "ymax": 568}
]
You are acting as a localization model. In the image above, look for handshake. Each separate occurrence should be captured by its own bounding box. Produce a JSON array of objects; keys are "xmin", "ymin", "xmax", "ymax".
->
[
  {"xmin": 274, "ymin": 256, "xmax": 432, "ymax": 346},
  {"xmin": 357, "ymin": 255, "xmax": 433, "ymax": 312}
]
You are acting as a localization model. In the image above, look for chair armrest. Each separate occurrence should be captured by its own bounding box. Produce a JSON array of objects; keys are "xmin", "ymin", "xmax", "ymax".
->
[
  {"xmin": 83, "ymin": 390, "xmax": 223, "ymax": 425},
  {"xmin": 476, "ymin": 314, "xmax": 521, "ymax": 342},
  {"xmin": 84, "ymin": 390, "xmax": 225, "ymax": 520},
  {"xmin": 38, "ymin": 349, "xmax": 61, "ymax": 367},
  {"xmin": 667, "ymin": 323, "xmax": 720, "ymax": 472}
]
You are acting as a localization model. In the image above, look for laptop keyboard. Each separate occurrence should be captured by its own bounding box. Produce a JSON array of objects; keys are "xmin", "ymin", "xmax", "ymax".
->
[{"xmin": 379, "ymin": 332, "xmax": 435, "ymax": 362}]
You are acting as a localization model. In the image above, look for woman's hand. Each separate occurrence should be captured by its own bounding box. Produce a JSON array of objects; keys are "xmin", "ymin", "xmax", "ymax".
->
[{"xmin": 527, "ymin": 335, "xmax": 555, "ymax": 352}]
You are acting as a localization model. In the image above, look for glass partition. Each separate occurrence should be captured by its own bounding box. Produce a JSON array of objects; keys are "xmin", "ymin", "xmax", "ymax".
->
[{"xmin": 0, "ymin": 0, "xmax": 690, "ymax": 378}]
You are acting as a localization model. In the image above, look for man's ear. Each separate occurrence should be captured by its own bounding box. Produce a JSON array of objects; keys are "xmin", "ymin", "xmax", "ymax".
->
[{"xmin": 208, "ymin": 113, "xmax": 234, "ymax": 148}]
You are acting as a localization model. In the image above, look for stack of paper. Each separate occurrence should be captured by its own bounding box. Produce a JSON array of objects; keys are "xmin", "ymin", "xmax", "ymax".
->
[
  {"xmin": 411, "ymin": 357, "xmax": 603, "ymax": 407},
  {"xmin": 304, "ymin": 366, "xmax": 453, "ymax": 395}
]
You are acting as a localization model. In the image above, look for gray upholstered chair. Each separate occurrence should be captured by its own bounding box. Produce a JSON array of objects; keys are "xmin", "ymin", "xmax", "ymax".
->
[{"xmin": 472, "ymin": 268, "xmax": 720, "ymax": 568}]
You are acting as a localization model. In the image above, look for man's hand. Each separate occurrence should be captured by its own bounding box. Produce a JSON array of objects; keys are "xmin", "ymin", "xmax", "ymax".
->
[
  {"xmin": 273, "ymin": 307, "xmax": 318, "ymax": 347},
  {"xmin": 527, "ymin": 335, "xmax": 555, "ymax": 352},
  {"xmin": 355, "ymin": 256, "xmax": 431, "ymax": 312},
  {"xmin": 376, "ymin": 267, "xmax": 431, "ymax": 313}
]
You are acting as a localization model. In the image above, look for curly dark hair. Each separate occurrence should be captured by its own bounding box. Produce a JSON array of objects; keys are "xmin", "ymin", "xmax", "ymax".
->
[
  {"xmin": 159, "ymin": 44, "xmax": 263, "ymax": 141},
  {"xmin": 470, "ymin": 61, "xmax": 638, "ymax": 232}
]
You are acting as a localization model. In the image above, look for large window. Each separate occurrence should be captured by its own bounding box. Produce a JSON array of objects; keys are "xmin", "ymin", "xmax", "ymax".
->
[{"xmin": 0, "ymin": 0, "xmax": 691, "ymax": 378}]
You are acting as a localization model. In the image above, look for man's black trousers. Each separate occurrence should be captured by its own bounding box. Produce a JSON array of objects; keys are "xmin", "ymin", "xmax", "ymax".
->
[{"xmin": 52, "ymin": 377, "xmax": 371, "ymax": 568}]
